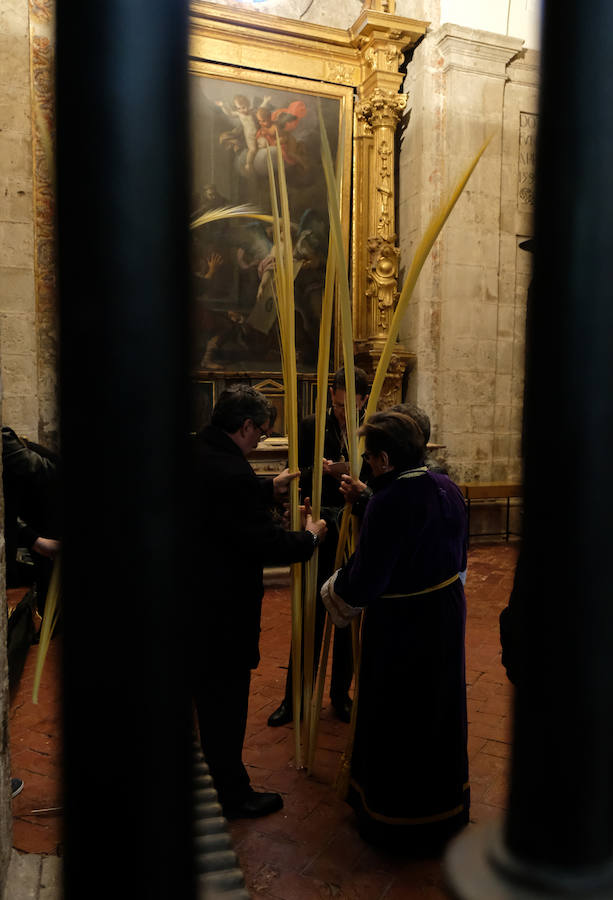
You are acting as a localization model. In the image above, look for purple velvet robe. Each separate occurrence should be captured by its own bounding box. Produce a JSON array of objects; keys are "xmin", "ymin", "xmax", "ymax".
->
[{"xmin": 334, "ymin": 467, "xmax": 469, "ymax": 849}]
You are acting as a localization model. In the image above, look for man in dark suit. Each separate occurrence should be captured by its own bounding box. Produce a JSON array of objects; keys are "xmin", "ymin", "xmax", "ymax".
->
[{"xmin": 191, "ymin": 385, "xmax": 326, "ymax": 819}]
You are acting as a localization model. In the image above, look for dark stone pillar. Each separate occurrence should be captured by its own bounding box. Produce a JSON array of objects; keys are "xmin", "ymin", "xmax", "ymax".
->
[
  {"xmin": 56, "ymin": 2, "xmax": 194, "ymax": 896},
  {"xmin": 445, "ymin": 0, "xmax": 613, "ymax": 895}
]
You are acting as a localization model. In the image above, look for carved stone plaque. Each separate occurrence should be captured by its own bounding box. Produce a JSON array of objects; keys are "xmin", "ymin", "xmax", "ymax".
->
[{"xmin": 518, "ymin": 111, "xmax": 537, "ymax": 209}]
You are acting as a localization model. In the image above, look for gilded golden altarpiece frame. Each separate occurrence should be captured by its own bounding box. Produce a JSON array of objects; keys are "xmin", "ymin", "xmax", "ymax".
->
[{"xmin": 189, "ymin": 0, "xmax": 427, "ymax": 431}]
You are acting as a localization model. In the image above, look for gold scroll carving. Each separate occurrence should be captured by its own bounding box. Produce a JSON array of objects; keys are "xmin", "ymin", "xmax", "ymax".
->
[{"xmin": 351, "ymin": 5, "xmax": 427, "ymax": 405}]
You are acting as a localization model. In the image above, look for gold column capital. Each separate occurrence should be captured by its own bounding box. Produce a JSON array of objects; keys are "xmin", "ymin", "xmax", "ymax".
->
[{"xmin": 356, "ymin": 88, "xmax": 407, "ymax": 130}]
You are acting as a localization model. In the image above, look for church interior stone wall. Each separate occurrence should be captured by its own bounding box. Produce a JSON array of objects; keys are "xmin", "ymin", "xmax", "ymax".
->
[
  {"xmin": 399, "ymin": 25, "xmax": 538, "ymax": 484},
  {"xmin": 0, "ymin": 0, "xmax": 56, "ymax": 451},
  {"xmin": 0, "ymin": 0, "xmax": 38, "ymax": 444}
]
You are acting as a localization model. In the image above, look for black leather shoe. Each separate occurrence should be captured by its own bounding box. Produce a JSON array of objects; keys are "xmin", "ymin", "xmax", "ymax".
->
[
  {"xmin": 267, "ymin": 700, "xmax": 293, "ymax": 727},
  {"xmin": 331, "ymin": 695, "xmax": 353, "ymax": 723},
  {"xmin": 223, "ymin": 790, "xmax": 283, "ymax": 820}
]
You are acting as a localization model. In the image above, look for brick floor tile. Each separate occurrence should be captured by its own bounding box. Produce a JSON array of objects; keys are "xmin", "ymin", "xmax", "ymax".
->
[
  {"xmin": 473, "ymin": 693, "xmax": 514, "ymax": 717},
  {"xmin": 468, "ymin": 711, "xmax": 512, "ymax": 743},
  {"xmin": 234, "ymin": 830, "xmax": 307, "ymax": 878},
  {"xmin": 264, "ymin": 870, "xmax": 346, "ymax": 900},
  {"xmin": 469, "ymin": 800, "xmax": 504, "ymax": 826},
  {"xmin": 283, "ymin": 798, "xmax": 349, "ymax": 849},
  {"xmin": 10, "ymin": 749, "xmax": 61, "ymax": 781},
  {"xmin": 380, "ymin": 859, "xmax": 453, "ymax": 899},
  {"xmin": 302, "ymin": 822, "xmax": 368, "ymax": 882},
  {"xmin": 466, "ymin": 679, "xmax": 498, "ymax": 702},
  {"xmin": 470, "ymin": 750, "xmax": 509, "ymax": 780},
  {"xmin": 11, "ymin": 771, "xmax": 62, "ymax": 813},
  {"xmin": 467, "ymin": 734, "xmax": 488, "ymax": 760},
  {"xmin": 333, "ymin": 866, "xmax": 395, "ymax": 899},
  {"xmin": 244, "ymin": 724, "xmax": 288, "ymax": 751},
  {"xmin": 481, "ymin": 777, "xmax": 510, "ymax": 808},
  {"xmin": 8, "ymin": 543, "xmax": 518, "ymax": 897},
  {"xmin": 467, "ymin": 749, "xmax": 509, "ymax": 808},
  {"xmin": 482, "ymin": 739, "xmax": 512, "ymax": 759},
  {"xmin": 12, "ymin": 817, "xmax": 63, "ymax": 855},
  {"xmin": 254, "ymin": 765, "xmax": 305, "ymax": 796}
]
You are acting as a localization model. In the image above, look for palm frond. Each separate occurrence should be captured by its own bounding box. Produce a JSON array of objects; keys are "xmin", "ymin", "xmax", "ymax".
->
[
  {"xmin": 265, "ymin": 140, "xmax": 304, "ymax": 767},
  {"xmin": 190, "ymin": 205, "xmax": 273, "ymax": 230},
  {"xmin": 307, "ymin": 107, "xmax": 362, "ymax": 772},
  {"xmin": 32, "ymin": 556, "xmax": 61, "ymax": 705},
  {"xmin": 365, "ymin": 134, "xmax": 494, "ymax": 420},
  {"xmin": 304, "ymin": 208, "xmax": 337, "ymax": 768},
  {"xmin": 317, "ymin": 105, "xmax": 359, "ymax": 474}
]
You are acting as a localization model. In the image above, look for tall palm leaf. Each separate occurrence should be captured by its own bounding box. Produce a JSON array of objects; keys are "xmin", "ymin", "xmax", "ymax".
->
[
  {"xmin": 32, "ymin": 556, "xmax": 61, "ymax": 704},
  {"xmin": 307, "ymin": 106, "xmax": 359, "ymax": 771},
  {"xmin": 265, "ymin": 141, "xmax": 304, "ymax": 766}
]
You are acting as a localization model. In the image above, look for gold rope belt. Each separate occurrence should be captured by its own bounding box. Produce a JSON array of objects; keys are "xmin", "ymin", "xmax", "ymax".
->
[{"xmin": 381, "ymin": 572, "xmax": 460, "ymax": 599}]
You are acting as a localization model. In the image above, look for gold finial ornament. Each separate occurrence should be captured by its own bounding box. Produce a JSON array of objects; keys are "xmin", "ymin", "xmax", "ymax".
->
[{"xmin": 361, "ymin": 0, "xmax": 396, "ymax": 14}]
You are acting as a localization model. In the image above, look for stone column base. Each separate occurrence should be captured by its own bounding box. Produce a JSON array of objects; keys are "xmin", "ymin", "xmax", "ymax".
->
[{"xmin": 444, "ymin": 818, "xmax": 613, "ymax": 899}]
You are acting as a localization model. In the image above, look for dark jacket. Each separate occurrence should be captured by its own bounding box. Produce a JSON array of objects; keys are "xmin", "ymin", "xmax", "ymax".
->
[
  {"xmin": 299, "ymin": 409, "xmax": 370, "ymax": 511},
  {"xmin": 191, "ymin": 425, "xmax": 315, "ymax": 669},
  {"xmin": 335, "ymin": 468, "xmax": 467, "ymax": 607},
  {"xmin": 2, "ymin": 427, "xmax": 61, "ymax": 585}
]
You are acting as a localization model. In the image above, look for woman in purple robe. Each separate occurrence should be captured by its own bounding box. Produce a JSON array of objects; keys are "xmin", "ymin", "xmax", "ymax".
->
[{"xmin": 321, "ymin": 410, "xmax": 469, "ymax": 851}]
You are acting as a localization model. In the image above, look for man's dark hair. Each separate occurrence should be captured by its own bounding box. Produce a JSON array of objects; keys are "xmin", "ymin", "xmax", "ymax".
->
[
  {"xmin": 332, "ymin": 366, "xmax": 370, "ymax": 397},
  {"xmin": 389, "ymin": 403, "xmax": 431, "ymax": 444},
  {"xmin": 360, "ymin": 411, "xmax": 426, "ymax": 470},
  {"xmin": 211, "ymin": 385, "xmax": 276, "ymax": 434}
]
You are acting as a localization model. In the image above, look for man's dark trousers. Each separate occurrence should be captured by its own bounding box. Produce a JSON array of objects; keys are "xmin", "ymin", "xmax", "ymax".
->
[{"xmin": 194, "ymin": 665, "xmax": 251, "ymax": 807}]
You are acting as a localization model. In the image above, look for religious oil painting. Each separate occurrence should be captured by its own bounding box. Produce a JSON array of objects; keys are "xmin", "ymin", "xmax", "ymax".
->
[{"xmin": 189, "ymin": 64, "xmax": 351, "ymax": 376}]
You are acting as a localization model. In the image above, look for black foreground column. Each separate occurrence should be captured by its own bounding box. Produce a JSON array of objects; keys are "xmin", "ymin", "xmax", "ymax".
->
[
  {"xmin": 445, "ymin": 0, "xmax": 613, "ymax": 896},
  {"xmin": 56, "ymin": 2, "xmax": 194, "ymax": 897}
]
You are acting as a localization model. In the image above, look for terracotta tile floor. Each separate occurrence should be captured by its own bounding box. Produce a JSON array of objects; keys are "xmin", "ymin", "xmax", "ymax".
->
[
  {"xmin": 9, "ymin": 625, "xmax": 63, "ymax": 855},
  {"xmin": 9, "ymin": 541, "xmax": 518, "ymax": 897}
]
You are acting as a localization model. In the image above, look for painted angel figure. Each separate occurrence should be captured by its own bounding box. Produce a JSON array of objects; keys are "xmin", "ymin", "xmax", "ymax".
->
[
  {"xmin": 216, "ymin": 94, "xmax": 271, "ymax": 174},
  {"xmin": 255, "ymin": 100, "xmax": 309, "ymax": 170}
]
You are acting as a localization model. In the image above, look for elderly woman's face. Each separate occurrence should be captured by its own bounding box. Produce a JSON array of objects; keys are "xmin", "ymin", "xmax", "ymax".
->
[{"xmin": 362, "ymin": 446, "xmax": 390, "ymax": 477}]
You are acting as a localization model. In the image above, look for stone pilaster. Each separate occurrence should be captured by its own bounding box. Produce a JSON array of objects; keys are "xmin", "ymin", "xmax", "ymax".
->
[
  {"xmin": 437, "ymin": 25, "xmax": 523, "ymax": 481},
  {"xmin": 0, "ymin": 0, "xmax": 37, "ymax": 440},
  {"xmin": 399, "ymin": 24, "xmax": 533, "ymax": 483},
  {"xmin": 495, "ymin": 49, "xmax": 539, "ymax": 481}
]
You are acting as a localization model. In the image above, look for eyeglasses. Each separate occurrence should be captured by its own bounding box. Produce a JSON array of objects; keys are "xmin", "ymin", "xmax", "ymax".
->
[{"xmin": 254, "ymin": 423, "xmax": 270, "ymax": 440}]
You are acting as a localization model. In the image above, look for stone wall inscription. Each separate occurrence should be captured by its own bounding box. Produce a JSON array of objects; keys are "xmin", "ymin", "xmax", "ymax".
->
[{"xmin": 518, "ymin": 111, "xmax": 537, "ymax": 208}]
